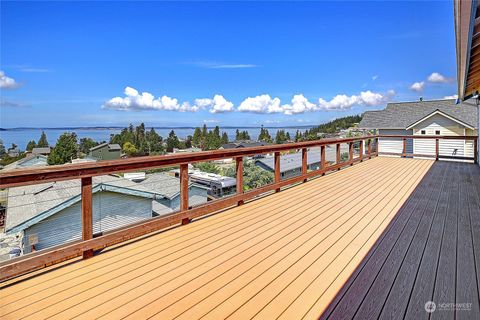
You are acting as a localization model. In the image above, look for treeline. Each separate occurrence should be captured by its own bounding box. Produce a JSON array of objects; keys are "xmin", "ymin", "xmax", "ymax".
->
[
  {"xmin": 295, "ymin": 114, "xmax": 362, "ymax": 141},
  {"xmin": 192, "ymin": 125, "xmax": 229, "ymax": 150},
  {"xmin": 110, "ymin": 123, "xmax": 164, "ymax": 155}
]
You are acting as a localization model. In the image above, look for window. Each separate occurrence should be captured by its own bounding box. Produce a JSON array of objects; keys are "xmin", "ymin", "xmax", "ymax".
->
[
  {"xmin": 421, "ymin": 130, "xmax": 426, "ymax": 135},
  {"xmin": 435, "ymin": 130, "xmax": 441, "ymax": 135}
]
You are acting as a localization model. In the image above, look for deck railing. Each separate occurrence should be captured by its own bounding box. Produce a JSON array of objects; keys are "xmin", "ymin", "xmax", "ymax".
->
[
  {"xmin": 0, "ymin": 134, "xmax": 477, "ymax": 282},
  {"xmin": 377, "ymin": 135, "xmax": 478, "ymax": 162}
]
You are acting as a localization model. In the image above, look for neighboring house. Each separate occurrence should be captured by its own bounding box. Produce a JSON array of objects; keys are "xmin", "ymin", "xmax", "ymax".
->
[
  {"xmin": 1, "ymin": 154, "xmax": 48, "ymax": 171},
  {"xmin": 3, "ymin": 172, "xmax": 208, "ymax": 255},
  {"xmin": 254, "ymin": 146, "xmax": 348, "ymax": 179},
  {"xmin": 136, "ymin": 173, "xmax": 209, "ymax": 214},
  {"xmin": 89, "ymin": 143, "xmax": 122, "ymax": 160},
  {"xmin": 359, "ymin": 99, "xmax": 478, "ymax": 160},
  {"xmin": 5, "ymin": 175, "xmax": 163, "ymax": 254},
  {"xmin": 31, "ymin": 147, "xmax": 51, "ymax": 156},
  {"xmin": 7, "ymin": 148, "xmax": 20, "ymax": 158}
]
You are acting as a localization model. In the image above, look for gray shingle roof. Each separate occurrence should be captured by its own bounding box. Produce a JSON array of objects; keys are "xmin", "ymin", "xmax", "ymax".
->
[
  {"xmin": 359, "ymin": 99, "xmax": 478, "ymax": 130},
  {"xmin": 32, "ymin": 147, "xmax": 51, "ymax": 155}
]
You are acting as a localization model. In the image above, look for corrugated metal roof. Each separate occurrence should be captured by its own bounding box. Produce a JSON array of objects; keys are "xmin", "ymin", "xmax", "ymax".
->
[{"xmin": 359, "ymin": 99, "xmax": 478, "ymax": 130}]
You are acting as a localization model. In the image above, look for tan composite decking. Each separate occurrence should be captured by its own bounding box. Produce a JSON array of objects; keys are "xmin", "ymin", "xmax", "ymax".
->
[{"xmin": 0, "ymin": 157, "xmax": 433, "ymax": 320}]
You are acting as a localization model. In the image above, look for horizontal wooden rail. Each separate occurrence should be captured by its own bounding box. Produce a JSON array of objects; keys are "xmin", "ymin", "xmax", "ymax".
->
[{"xmin": 0, "ymin": 136, "xmax": 375, "ymax": 188}]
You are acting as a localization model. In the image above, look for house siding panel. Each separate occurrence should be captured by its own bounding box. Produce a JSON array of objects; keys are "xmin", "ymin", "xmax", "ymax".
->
[
  {"xmin": 412, "ymin": 113, "xmax": 473, "ymax": 159},
  {"xmin": 378, "ymin": 129, "xmax": 413, "ymax": 156}
]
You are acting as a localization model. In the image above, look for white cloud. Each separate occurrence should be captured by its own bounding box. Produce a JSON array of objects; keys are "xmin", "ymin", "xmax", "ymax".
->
[
  {"xmin": 238, "ymin": 94, "xmax": 284, "ymax": 113},
  {"xmin": 283, "ymin": 94, "xmax": 318, "ymax": 115},
  {"xmin": 195, "ymin": 95, "xmax": 234, "ymax": 113},
  {"xmin": 427, "ymin": 72, "xmax": 453, "ymax": 83},
  {"xmin": 316, "ymin": 90, "xmax": 394, "ymax": 111},
  {"xmin": 409, "ymin": 81, "xmax": 425, "ymax": 92},
  {"xmin": 203, "ymin": 119, "xmax": 220, "ymax": 124},
  {"xmin": 443, "ymin": 94, "xmax": 458, "ymax": 99},
  {"xmin": 103, "ymin": 86, "xmax": 199, "ymax": 112},
  {"xmin": 372, "ymin": 75, "xmax": 379, "ymax": 81},
  {"xmin": 0, "ymin": 71, "xmax": 19, "ymax": 89}
]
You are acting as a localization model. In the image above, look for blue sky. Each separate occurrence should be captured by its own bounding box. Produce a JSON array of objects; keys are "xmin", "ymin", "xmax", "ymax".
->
[{"xmin": 0, "ymin": 1, "xmax": 458, "ymax": 128}]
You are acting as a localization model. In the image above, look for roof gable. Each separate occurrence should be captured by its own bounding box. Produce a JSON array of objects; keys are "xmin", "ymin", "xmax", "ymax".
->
[
  {"xmin": 359, "ymin": 99, "xmax": 478, "ymax": 130},
  {"xmin": 405, "ymin": 109, "xmax": 475, "ymax": 130}
]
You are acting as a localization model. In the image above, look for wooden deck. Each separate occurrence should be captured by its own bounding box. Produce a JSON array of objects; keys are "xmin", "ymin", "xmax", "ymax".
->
[
  {"xmin": 0, "ymin": 157, "xmax": 435, "ymax": 319},
  {"xmin": 323, "ymin": 160, "xmax": 480, "ymax": 320}
]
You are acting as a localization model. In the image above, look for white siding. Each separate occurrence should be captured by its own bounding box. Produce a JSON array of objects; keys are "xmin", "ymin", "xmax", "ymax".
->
[
  {"xmin": 378, "ymin": 129, "xmax": 412, "ymax": 156},
  {"xmin": 412, "ymin": 113, "xmax": 473, "ymax": 160},
  {"xmin": 23, "ymin": 191, "xmax": 152, "ymax": 253}
]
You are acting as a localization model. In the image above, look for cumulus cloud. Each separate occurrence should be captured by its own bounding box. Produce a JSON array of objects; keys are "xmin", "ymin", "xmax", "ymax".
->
[
  {"xmin": 427, "ymin": 72, "xmax": 453, "ymax": 83},
  {"xmin": 444, "ymin": 94, "xmax": 458, "ymax": 99},
  {"xmin": 283, "ymin": 94, "xmax": 318, "ymax": 115},
  {"xmin": 0, "ymin": 71, "xmax": 19, "ymax": 89},
  {"xmin": 316, "ymin": 90, "xmax": 394, "ymax": 111},
  {"xmin": 409, "ymin": 81, "xmax": 425, "ymax": 92},
  {"xmin": 238, "ymin": 94, "xmax": 284, "ymax": 113},
  {"xmin": 194, "ymin": 95, "xmax": 234, "ymax": 113},
  {"xmin": 104, "ymin": 87, "xmax": 203, "ymax": 112}
]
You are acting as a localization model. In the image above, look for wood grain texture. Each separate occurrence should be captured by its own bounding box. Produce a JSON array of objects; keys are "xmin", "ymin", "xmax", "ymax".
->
[{"xmin": 0, "ymin": 157, "xmax": 432, "ymax": 320}]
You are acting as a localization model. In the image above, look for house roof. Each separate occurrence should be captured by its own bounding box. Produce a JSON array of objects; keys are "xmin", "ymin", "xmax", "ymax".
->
[
  {"xmin": 255, "ymin": 149, "xmax": 322, "ymax": 173},
  {"xmin": 32, "ymin": 147, "xmax": 51, "ymax": 155},
  {"xmin": 222, "ymin": 141, "xmax": 271, "ymax": 149},
  {"xmin": 359, "ymin": 99, "xmax": 478, "ymax": 130},
  {"xmin": 1, "ymin": 154, "xmax": 48, "ymax": 171},
  {"xmin": 137, "ymin": 172, "xmax": 207, "ymax": 199},
  {"xmin": 5, "ymin": 175, "xmax": 163, "ymax": 233},
  {"xmin": 90, "ymin": 143, "xmax": 121, "ymax": 152}
]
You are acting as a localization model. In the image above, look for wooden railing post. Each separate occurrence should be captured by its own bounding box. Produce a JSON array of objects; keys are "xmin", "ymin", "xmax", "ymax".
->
[
  {"xmin": 180, "ymin": 163, "xmax": 190, "ymax": 225},
  {"xmin": 236, "ymin": 157, "xmax": 244, "ymax": 205},
  {"xmin": 474, "ymin": 137, "xmax": 478, "ymax": 164},
  {"xmin": 359, "ymin": 140, "xmax": 364, "ymax": 162},
  {"xmin": 81, "ymin": 177, "xmax": 94, "ymax": 259},
  {"xmin": 302, "ymin": 148, "xmax": 308, "ymax": 182},
  {"xmin": 367, "ymin": 139, "xmax": 372, "ymax": 159},
  {"xmin": 349, "ymin": 142, "xmax": 354, "ymax": 165},
  {"xmin": 274, "ymin": 152, "xmax": 281, "ymax": 192},
  {"xmin": 336, "ymin": 143, "xmax": 341, "ymax": 170},
  {"xmin": 435, "ymin": 138, "xmax": 439, "ymax": 161},
  {"xmin": 320, "ymin": 145, "xmax": 326, "ymax": 176},
  {"xmin": 402, "ymin": 138, "xmax": 407, "ymax": 158}
]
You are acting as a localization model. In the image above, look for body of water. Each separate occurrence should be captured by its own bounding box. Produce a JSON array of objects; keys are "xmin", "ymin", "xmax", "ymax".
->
[{"xmin": 0, "ymin": 126, "xmax": 314, "ymax": 150}]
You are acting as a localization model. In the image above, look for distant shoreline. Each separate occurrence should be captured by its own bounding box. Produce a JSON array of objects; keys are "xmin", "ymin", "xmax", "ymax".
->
[{"xmin": 0, "ymin": 125, "xmax": 315, "ymax": 131}]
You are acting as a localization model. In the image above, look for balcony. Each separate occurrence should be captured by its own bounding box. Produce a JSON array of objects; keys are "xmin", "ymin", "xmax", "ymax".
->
[{"xmin": 0, "ymin": 135, "xmax": 478, "ymax": 319}]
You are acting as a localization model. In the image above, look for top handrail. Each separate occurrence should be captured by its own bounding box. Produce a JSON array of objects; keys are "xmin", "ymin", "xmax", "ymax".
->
[{"xmin": 0, "ymin": 135, "xmax": 375, "ymax": 188}]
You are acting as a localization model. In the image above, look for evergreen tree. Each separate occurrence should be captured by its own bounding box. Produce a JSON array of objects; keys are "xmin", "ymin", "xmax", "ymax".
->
[
  {"xmin": 26, "ymin": 140, "xmax": 37, "ymax": 151},
  {"xmin": 48, "ymin": 133, "xmax": 78, "ymax": 165},
  {"xmin": 275, "ymin": 130, "xmax": 289, "ymax": 144},
  {"xmin": 221, "ymin": 132, "xmax": 229, "ymax": 145},
  {"xmin": 192, "ymin": 127, "xmax": 203, "ymax": 148},
  {"xmin": 258, "ymin": 126, "xmax": 272, "ymax": 143},
  {"xmin": 37, "ymin": 131, "xmax": 49, "ymax": 147},
  {"xmin": 235, "ymin": 130, "xmax": 251, "ymax": 141},
  {"xmin": 166, "ymin": 130, "xmax": 180, "ymax": 152},
  {"xmin": 79, "ymin": 138, "xmax": 98, "ymax": 154}
]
